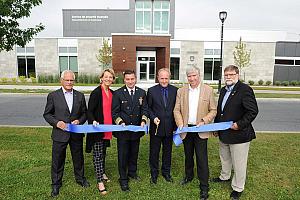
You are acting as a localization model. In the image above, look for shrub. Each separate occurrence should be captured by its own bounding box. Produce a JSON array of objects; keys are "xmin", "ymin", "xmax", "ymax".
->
[
  {"xmin": 248, "ymin": 80, "xmax": 255, "ymax": 85},
  {"xmin": 19, "ymin": 76, "xmax": 27, "ymax": 83},
  {"xmin": 266, "ymin": 80, "xmax": 272, "ymax": 86},
  {"xmin": 290, "ymin": 80, "xmax": 298, "ymax": 86},
  {"xmin": 274, "ymin": 81, "xmax": 281, "ymax": 86},
  {"xmin": 31, "ymin": 77, "xmax": 37, "ymax": 83},
  {"xmin": 1, "ymin": 77, "xmax": 8, "ymax": 83},
  {"xmin": 281, "ymin": 81, "xmax": 289, "ymax": 86},
  {"xmin": 258, "ymin": 79, "xmax": 264, "ymax": 85},
  {"xmin": 114, "ymin": 74, "xmax": 124, "ymax": 84},
  {"xmin": 11, "ymin": 78, "xmax": 17, "ymax": 83}
]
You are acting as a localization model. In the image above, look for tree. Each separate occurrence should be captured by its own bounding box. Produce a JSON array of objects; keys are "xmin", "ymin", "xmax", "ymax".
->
[
  {"xmin": 0, "ymin": 0, "xmax": 44, "ymax": 51},
  {"xmin": 96, "ymin": 38, "xmax": 112, "ymax": 69},
  {"xmin": 233, "ymin": 37, "xmax": 251, "ymax": 80}
]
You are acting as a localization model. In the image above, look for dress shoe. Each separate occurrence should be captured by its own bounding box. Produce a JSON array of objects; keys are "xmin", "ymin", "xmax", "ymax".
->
[
  {"xmin": 230, "ymin": 190, "xmax": 242, "ymax": 200},
  {"xmin": 120, "ymin": 184, "xmax": 130, "ymax": 192},
  {"xmin": 128, "ymin": 174, "xmax": 141, "ymax": 181},
  {"xmin": 51, "ymin": 187, "xmax": 60, "ymax": 198},
  {"xmin": 200, "ymin": 190, "xmax": 209, "ymax": 200},
  {"xmin": 180, "ymin": 177, "xmax": 193, "ymax": 185},
  {"xmin": 77, "ymin": 179, "xmax": 90, "ymax": 188},
  {"xmin": 162, "ymin": 174, "xmax": 173, "ymax": 182},
  {"xmin": 150, "ymin": 176, "xmax": 157, "ymax": 184},
  {"xmin": 211, "ymin": 177, "xmax": 231, "ymax": 183}
]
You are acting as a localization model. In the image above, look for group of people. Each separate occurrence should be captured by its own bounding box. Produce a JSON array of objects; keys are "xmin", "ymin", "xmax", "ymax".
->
[{"xmin": 43, "ymin": 64, "xmax": 258, "ymax": 200}]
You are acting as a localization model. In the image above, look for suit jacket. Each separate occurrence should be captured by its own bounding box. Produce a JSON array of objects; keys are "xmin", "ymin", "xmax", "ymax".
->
[
  {"xmin": 173, "ymin": 83, "xmax": 217, "ymax": 139},
  {"xmin": 147, "ymin": 84, "xmax": 178, "ymax": 137},
  {"xmin": 215, "ymin": 81, "xmax": 258, "ymax": 144},
  {"xmin": 112, "ymin": 85, "xmax": 148, "ymax": 140},
  {"xmin": 86, "ymin": 86, "xmax": 114, "ymax": 152},
  {"xmin": 43, "ymin": 88, "xmax": 87, "ymax": 142}
]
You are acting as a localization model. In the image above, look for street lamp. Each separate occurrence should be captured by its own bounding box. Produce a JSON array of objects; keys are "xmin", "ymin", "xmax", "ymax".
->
[{"xmin": 218, "ymin": 11, "xmax": 227, "ymax": 93}]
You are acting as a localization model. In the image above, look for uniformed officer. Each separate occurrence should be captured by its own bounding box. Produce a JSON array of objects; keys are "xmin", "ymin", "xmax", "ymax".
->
[{"xmin": 112, "ymin": 69, "xmax": 148, "ymax": 192}]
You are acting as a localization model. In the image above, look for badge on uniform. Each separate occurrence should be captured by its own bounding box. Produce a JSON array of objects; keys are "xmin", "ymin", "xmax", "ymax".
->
[
  {"xmin": 139, "ymin": 97, "xmax": 143, "ymax": 105},
  {"xmin": 122, "ymin": 100, "xmax": 128, "ymax": 104}
]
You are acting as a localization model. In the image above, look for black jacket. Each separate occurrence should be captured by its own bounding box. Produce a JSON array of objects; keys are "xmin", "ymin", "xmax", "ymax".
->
[
  {"xmin": 147, "ymin": 84, "xmax": 178, "ymax": 137},
  {"xmin": 112, "ymin": 85, "xmax": 148, "ymax": 140},
  {"xmin": 43, "ymin": 88, "xmax": 87, "ymax": 142},
  {"xmin": 86, "ymin": 86, "xmax": 113, "ymax": 152},
  {"xmin": 215, "ymin": 81, "xmax": 259, "ymax": 144}
]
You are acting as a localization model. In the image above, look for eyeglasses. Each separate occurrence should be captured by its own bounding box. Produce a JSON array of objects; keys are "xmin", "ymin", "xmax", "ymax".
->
[{"xmin": 224, "ymin": 73, "xmax": 237, "ymax": 77}]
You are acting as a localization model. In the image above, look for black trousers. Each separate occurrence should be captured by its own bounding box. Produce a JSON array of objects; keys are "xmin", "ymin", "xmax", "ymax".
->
[
  {"xmin": 51, "ymin": 136, "xmax": 85, "ymax": 188},
  {"xmin": 183, "ymin": 132, "xmax": 209, "ymax": 191},
  {"xmin": 117, "ymin": 138, "xmax": 140, "ymax": 185},
  {"xmin": 149, "ymin": 134, "xmax": 173, "ymax": 178}
]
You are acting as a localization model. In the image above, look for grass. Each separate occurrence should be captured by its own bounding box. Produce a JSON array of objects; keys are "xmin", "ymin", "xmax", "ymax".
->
[
  {"xmin": 0, "ymin": 127, "xmax": 299, "ymax": 200},
  {"xmin": 254, "ymin": 93, "xmax": 300, "ymax": 98}
]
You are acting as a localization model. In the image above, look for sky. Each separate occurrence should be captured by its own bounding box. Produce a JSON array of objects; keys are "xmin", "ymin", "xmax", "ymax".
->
[{"xmin": 19, "ymin": 0, "xmax": 300, "ymax": 37}]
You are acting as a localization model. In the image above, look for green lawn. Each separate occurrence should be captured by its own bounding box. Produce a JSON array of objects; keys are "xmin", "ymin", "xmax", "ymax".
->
[{"xmin": 0, "ymin": 128, "xmax": 299, "ymax": 200}]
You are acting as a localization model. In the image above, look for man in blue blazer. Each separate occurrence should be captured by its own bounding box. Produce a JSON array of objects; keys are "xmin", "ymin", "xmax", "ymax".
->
[
  {"xmin": 213, "ymin": 65, "xmax": 258, "ymax": 200},
  {"xmin": 43, "ymin": 70, "xmax": 89, "ymax": 197},
  {"xmin": 147, "ymin": 68, "xmax": 178, "ymax": 184}
]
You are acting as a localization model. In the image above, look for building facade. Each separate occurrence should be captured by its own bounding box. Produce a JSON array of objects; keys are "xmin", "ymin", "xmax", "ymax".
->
[{"xmin": 0, "ymin": 0, "xmax": 300, "ymax": 84}]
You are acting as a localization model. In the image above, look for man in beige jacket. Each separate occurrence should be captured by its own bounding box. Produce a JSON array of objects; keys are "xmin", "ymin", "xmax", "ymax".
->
[{"xmin": 173, "ymin": 66, "xmax": 217, "ymax": 200}]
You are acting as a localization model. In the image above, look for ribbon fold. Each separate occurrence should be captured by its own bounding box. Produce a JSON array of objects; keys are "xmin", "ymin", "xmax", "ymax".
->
[{"xmin": 173, "ymin": 121, "xmax": 233, "ymax": 146}]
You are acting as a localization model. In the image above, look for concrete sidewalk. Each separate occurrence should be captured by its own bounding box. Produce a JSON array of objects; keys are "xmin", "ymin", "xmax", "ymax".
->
[{"xmin": 1, "ymin": 84, "xmax": 300, "ymax": 94}]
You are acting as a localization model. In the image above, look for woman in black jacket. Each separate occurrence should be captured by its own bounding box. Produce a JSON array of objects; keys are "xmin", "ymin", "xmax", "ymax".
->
[{"xmin": 86, "ymin": 68, "xmax": 115, "ymax": 195}]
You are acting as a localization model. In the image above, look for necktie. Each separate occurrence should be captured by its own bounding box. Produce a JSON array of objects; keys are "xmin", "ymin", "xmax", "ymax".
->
[
  {"xmin": 162, "ymin": 88, "xmax": 167, "ymax": 107},
  {"xmin": 130, "ymin": 89, "xmax": 134, "ymax": 101}
]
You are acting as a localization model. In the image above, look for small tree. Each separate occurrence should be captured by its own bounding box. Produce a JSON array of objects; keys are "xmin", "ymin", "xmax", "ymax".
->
[
  {"xmin": 96, "ymin": 38, "xmax": 112, "ymax": 69},
  {"xmin": 0, "ymin": 0, "xmax": 45, "ymax": 51},
  {"xmin": 233, "ymin": 37, "xmax": 251, "ymax": 80}
]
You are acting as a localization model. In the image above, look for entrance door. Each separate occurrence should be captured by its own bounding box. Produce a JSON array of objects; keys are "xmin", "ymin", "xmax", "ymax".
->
[{"xmin": 136, "ymin": 51, "xmax": 156, "ymax": 82}]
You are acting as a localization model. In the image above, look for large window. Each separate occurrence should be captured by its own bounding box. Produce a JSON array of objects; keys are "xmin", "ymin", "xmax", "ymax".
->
[
  {"xmin": 204, "ymin": 58, "xmax": 221, "ymax": 80},
  {"xmin": 59, "ymin": 56, "xmax": 78, "ymax": 74},
  {"xmin": 17, "ymin": 57, "xmax": 36, "ymax": 77},
  {"xmin": 135, "ymin": 1, "xmax": 152, "ymax": 33},
  {"xmin": 153, "ymin": 1, "xmax": 170, "ymax": 34},
  {"xmin": 170, "ymin": 57, "xmax": 179, "ymax": 80}
]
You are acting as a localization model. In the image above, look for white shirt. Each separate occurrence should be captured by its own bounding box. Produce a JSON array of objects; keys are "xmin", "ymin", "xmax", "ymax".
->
[
  {"xmin": 188, "ymin": 84, "xmax": 200, "ymax": 125},
  {"xmin": 126, "ymin": 86, "xmax": 135, "ymax": 96},
  {"xmin": 62, "ymin": 87, "xmax": 73, "ymax": 113}
]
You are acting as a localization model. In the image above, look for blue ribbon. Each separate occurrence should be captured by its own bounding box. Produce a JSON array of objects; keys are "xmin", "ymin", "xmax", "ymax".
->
[
  {"xmin": 173, "ymin": 121, "xmax": 233, "ymax": 146},
  {"xmin": 66, "ymin": 124, "xmax": 148, "ymax": 134}
]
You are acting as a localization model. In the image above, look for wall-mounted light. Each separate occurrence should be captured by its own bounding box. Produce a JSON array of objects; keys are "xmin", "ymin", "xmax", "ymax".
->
[
  {"xmin": 122, "ymin": 47, "xmax": 126, "ymax": 50},
  {"xmin": 190, "ymin": 56, "xmax": 194, "ymax": 61},
  {"xmin": 122, "ymin": 59, "xmax": 126, "ymax": 63}
]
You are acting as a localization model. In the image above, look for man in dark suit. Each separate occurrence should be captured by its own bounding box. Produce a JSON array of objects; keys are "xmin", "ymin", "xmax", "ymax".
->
[
  {"xmin": 43, "ymin": 70, "xmax": 90, "ymax": 197},
  {"xmin": 213, "ymin": 65, "xmax": 258, "ymax": 200},
  {"xmin": 147, "ymin": 68, "xmax": 177, "ymax": 184},
  {"xmin": 112, "ymin": 70, "xmax": 148, "ymax": 192}
]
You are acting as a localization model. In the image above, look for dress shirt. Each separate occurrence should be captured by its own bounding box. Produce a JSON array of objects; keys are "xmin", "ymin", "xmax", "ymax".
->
[
  {"xmin": 188, "ymin": 84, "xmax": 200, "ymax": 125},
  {"xmin": 62, "ymin": 87, "xmax": 73, "ymax": 113},
  {"xmin": 126, "ymin": 86, "xmax": 135, "ymax": 96},
  {"xmin": 221, "ymin": 84, "xmax": 235, "ymax": 111}
]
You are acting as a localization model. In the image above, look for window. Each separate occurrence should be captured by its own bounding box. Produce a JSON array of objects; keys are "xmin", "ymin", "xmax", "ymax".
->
[
  {"xmin": 135, "ymin": 1, "xmax": 152, "ymax": 33},
  {"xmin": 170, "ymin": 57, "xmax": 180, "ymax": 80},
  {"xmin": 17, "ymin": 57, "xmax": 36, "ymax": 77},
  {"xmin": 204, "ymin": 58, "xmax": 221, "ymax": 80},
  {"xmin": 153, "ymin": 1, "xmax": 170, "ymax": 34},
  {"xmin": 59, "ymin": 56, "xmax": 78, "ymax": 73},
  {"xmin": 275, "ymin": 59, "xmax": 294, "ymax": 65}
]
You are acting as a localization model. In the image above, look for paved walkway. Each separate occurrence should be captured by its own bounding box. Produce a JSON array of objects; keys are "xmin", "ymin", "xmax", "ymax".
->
[{"xmin": 1, "ymin": 84, "xmax": 300, "ymax": 94}]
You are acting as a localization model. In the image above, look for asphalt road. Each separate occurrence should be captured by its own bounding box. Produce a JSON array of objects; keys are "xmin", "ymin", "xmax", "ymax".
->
[{"xmin": 0, "ymin": 94, "xmax": 300, "ymax": 132}]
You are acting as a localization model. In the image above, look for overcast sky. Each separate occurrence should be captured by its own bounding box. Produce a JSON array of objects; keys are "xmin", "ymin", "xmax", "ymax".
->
[{"xmin": 20, "ymin": 0, "xmax": 300, "ymax": 37}]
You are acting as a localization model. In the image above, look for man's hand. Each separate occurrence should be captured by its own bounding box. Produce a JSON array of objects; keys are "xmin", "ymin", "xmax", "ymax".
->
[
  {"xmin": 154, "ymin": 117, "xmax": 160, "ymax": 126},
  {"xmin": 92, "ymin": 120, "xmax": 99, "ymax": 127},
  {"xmin": 71, "ymin": 120, "xmax": 80, "ymax": 125},
  {"xmin": 196, "ymin": 121, "xmax": 205, "ymax": 127},
  {"xmin": 56, "ymin": 121, "xmax": 66, "ymax": 130},
  {"xmin": 231, "ymin": 122, "xmax": 239, "ymax": 130},
  {"xmin": 178, "ymin": 125, "xmax": 183, "ymax": 131},
  {"xmin": 141, "ymin": 121, "xmax": 146, "ymax": 127}
]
